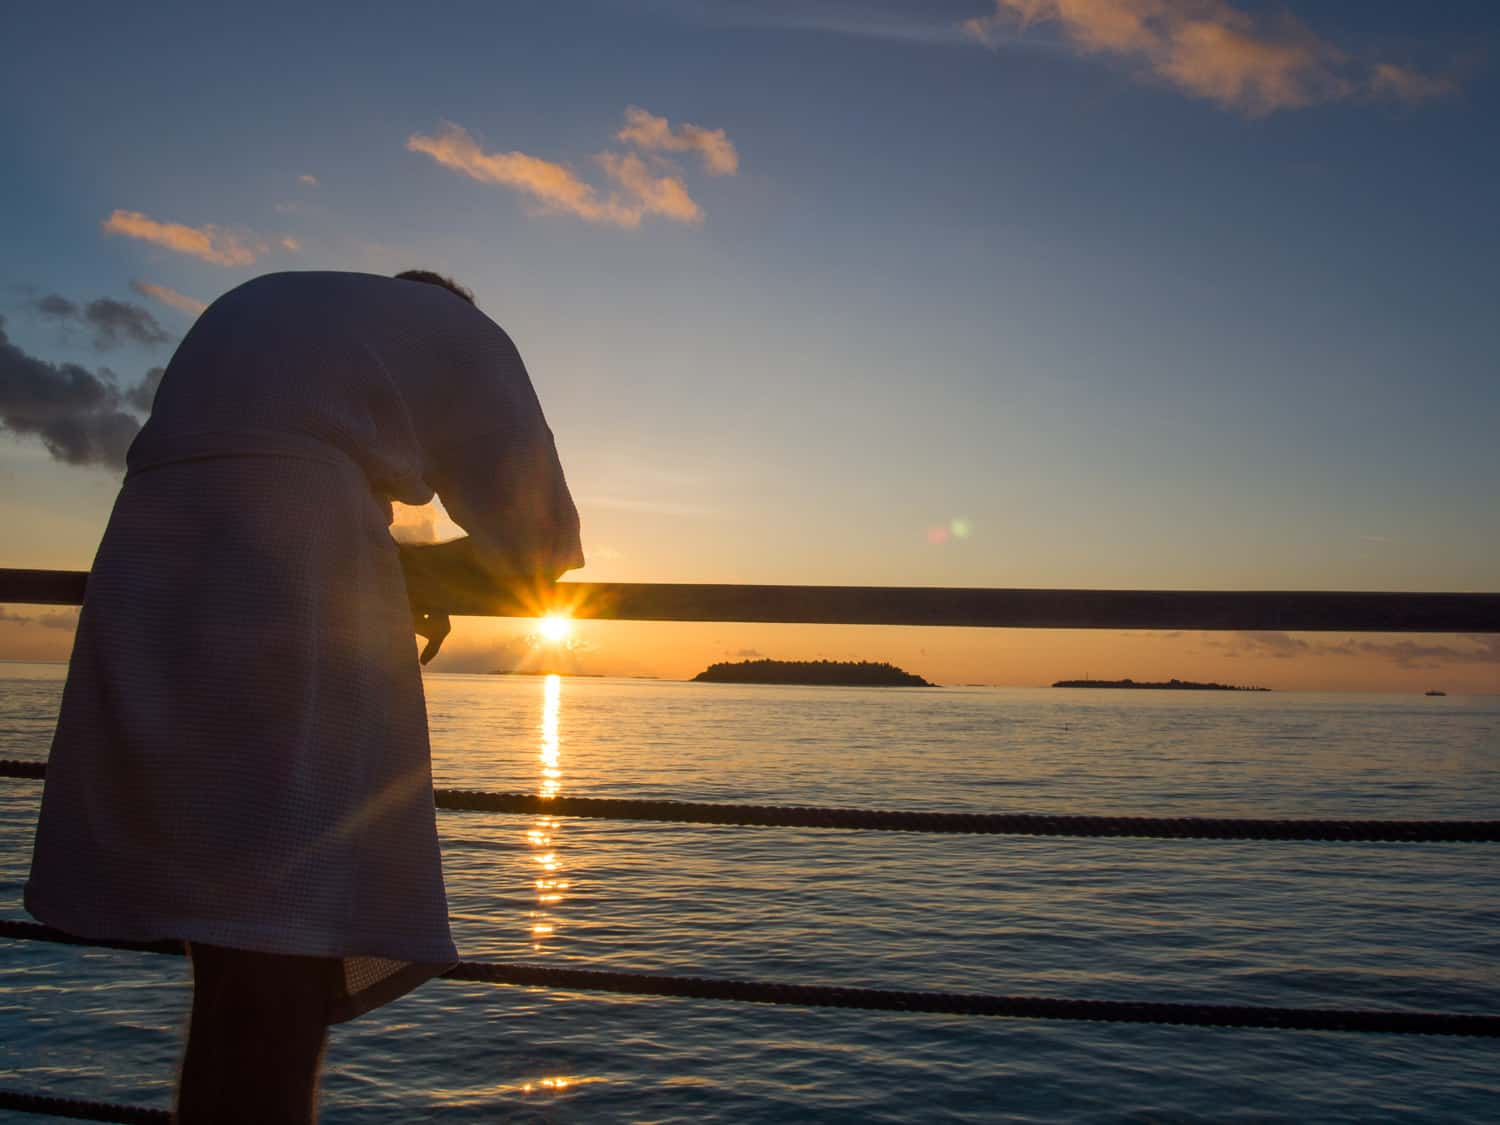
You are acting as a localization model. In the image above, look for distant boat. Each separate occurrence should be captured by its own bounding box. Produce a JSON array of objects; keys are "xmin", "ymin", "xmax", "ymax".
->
[{"xmin": 1425, "ymin": 689, "xmax": 1447, "ymax": 697}]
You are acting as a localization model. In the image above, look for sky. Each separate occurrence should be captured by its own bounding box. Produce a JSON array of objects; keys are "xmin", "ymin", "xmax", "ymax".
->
[{"xmin": 1, "ymin": 0, "xmax": 1497, "ymax": 691}]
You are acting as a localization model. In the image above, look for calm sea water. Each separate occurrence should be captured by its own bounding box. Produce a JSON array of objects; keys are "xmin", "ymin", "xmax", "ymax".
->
[{"xmin": 2, "ymin": 662, "xmax": 1497, "ymax": 1122}]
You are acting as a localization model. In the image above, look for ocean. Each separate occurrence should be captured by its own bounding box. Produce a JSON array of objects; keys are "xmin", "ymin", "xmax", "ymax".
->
[{"xmin": 2, "ymin": 662, "xmax": 1497, "ymax": 1122}]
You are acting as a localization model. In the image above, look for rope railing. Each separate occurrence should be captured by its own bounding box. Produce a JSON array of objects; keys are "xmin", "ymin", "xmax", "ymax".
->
[
  {"xmin": 5, "ymin": 567, "xmax": 1499, "ymax": 1123},
  {"xmin": 4, "ymin": 567, "xmax": 1499, "ymax": 632},
  {"xmin": 2, "ymin": 921, "xmax": 1495, "ymax": 1037},
  {"xmin": 0, "ymin": 1088, "xmax": 167, "ymax": 1124},
  {"xmin": 4, "ymin": 762, "xmax": 1496, "ymax": 841}
]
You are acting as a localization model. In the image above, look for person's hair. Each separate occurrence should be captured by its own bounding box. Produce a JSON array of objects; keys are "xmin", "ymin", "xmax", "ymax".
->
[{"xmin": 394, "ymin": 269, "xmax": 475, "ymax": 305}]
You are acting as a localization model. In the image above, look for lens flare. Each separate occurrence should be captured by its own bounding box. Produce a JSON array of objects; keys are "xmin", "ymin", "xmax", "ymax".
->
[{"xmin": 927, "ymin": 516, "xmax": 973, "ymax": 545}]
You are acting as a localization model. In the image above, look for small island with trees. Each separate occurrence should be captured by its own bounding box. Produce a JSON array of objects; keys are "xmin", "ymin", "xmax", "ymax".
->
[
  {"xmin": 1053, "ymin": 677, "xmax": 1269, "ymax": 692},
  {"xmin": 694, "ymin": 659, "xmax": 935, "ymax": 687}
]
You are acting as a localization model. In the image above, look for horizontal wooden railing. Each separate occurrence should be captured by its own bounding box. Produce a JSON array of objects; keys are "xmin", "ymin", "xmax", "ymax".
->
[{"xmin": 2, "ymin": 568, "xmax": 1498, "ymax": 632}]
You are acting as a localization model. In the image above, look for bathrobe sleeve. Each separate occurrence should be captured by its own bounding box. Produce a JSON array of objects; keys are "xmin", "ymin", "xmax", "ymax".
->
[{"xmin": 419, "ymin": 328, "xmax": 584, "ymax": 579}]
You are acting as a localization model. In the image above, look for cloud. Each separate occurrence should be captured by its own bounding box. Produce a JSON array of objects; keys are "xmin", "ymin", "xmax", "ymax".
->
[
  {"xmin": 689, "ymin": 1, "xmax": 977, "ymax": 47},
  {"xmin": 298, "ymin": 174, "xmax": 320, "ymax": 187},
  {"xmin": 36, "ymin": 293, "xmax": 171, "ymax": 350},
  {"xmin": 36, "ymin": 294, "xmax": 76, "ymax": 318},
  {"xmin": 0, "ymin": 607, "xmax": 79, "ymax": 630},
  {"xmin": 617, "ymin": 106, "xmax": 739, "ymax": 175},
  {"xmin": 125, "ymin": 366, "xmax": 166, "ymax": 414},
  {"xmin": 280, "ymin": 236, "xmax": 301, "ymax": 252},
  {"xmin": 1218, "ymin": 630, "xmax": 1312, "ymax": 659},
  {"xmin": 1369, "ymin": 62, "xmax": 1458, "ymax": 105},
  {"xmin": 962, "ymin": 1, "xmax": 1458, "ymax": 115},
  {"xmin": 102, "ymin": 209, "xmax": 267, "ymax": 266},
  {"xmin": 0, "ymin": 315, "xmax": 156, "ymax": 468},
  {"xmin": 429, "ymin": 631, "xmax": 592, "ymax": 675},
  {"xmin": 1339, "ymin": 636, "xmax": 1500, "ymax": 671},
  {"xmin": 596, "ymin": 152, "xmax": 702, "ymax": 223},
  {"xmin": 408, "ymin": 123, "xmax": 635, "ymax": 225},
  {"xmin": 406, "ymin": 119, "xmax": 715, "ymax": 228},
  {"xmin": 130, "ymin": 279, "xmax": 208, "ymax": 316},
  {"xmin": 389, "ymin": 505, "xmax": 440, "ymax": 544},
  {"xmin": 1211, "ymin": 630, "xmax": 1500, "ymax": 670}
]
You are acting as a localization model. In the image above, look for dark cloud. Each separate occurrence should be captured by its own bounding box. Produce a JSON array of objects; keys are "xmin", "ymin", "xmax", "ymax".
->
[
  {"xmin": 732, "ymin": 648, "xmax": 764, "ymax": 658},
  {"xmin": 34, "ymin": 293, "xmax": 171, "ymax": 350},
  {"xmin": 1230, "ymin": 631, "xmax": 1312, "ymax": 659},
  {"xmin": 36, "ymin": 294, "xmax": 78, "ymax": 318},
  {"xmin": 0, "ymin": 607, "xmax": 79, "ymax": 630},
  {"xmin": 84, "ymin": 298, "xmax": 171, "ymax": 349},
  {"xmin": 125, "ymin": 366, "xmax": 166, "ymax": 414},
  {"xmin": 1211, "ymin": 630, "xmax": 1500, "ymax": 670},
  {"xmin": 1342, "ymin": 636, "xmax": 1500, "ymax": 670},
  {"xmin": 0, "ymin": 316, "xmax": 155, "ymax": 469}
]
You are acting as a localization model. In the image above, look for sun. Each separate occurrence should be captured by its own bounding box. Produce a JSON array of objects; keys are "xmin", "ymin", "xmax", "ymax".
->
[{"xmin": 536, "ymin": 613, "xmax": 572, "ymax": 643}]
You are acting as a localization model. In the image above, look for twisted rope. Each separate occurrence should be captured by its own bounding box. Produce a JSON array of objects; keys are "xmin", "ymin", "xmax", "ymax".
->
[
  {"xmin": 4, "ymin": 760, "xmax": 1497, "ymax": 842},
  {"xmin": 436, "ymin": 789, "xmax": 1500, "ymax": 842},
  {"xmin": 2, "ymin": 920, "xmax": 1495, "ymax": 1037},
  {"xmin": 0, "ymin": 1089, "xmax": 168, "ymax": 1124}
]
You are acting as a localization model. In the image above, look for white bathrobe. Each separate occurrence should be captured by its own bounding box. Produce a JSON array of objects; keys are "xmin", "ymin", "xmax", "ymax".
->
[{"xmin": 25, "ymin": 271, "xmax": 583, "ymax": 1019}]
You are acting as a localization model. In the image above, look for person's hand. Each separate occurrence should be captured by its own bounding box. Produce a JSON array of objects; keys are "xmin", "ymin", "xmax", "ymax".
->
[{"xmin": 413, "ymin": 609, "xmax": 451, "ymax": 665}]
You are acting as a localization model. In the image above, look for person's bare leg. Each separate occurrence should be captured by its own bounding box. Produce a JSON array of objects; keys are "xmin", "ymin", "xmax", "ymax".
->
[{"xmin": 177, "ymin": 943, "xmax": 336, "ymax": 1124}]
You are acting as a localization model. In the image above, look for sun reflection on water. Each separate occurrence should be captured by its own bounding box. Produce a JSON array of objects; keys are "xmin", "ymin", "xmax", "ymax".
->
[{"xmin": 526, "ymin": 673, "xmax": 566, "ymax": 951}]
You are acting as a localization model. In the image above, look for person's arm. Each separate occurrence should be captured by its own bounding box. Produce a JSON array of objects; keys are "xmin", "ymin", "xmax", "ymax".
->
[
  {"xmin": 398, "ymin": 539, "xmax": 478, "ymax": 665},
  {"xmin": 398, "ymin": 534, "xmax": 577, "ymax": 664},
  {"xmin": 404, "ymin": 321, "xmax": 584, "ymax": 664}
]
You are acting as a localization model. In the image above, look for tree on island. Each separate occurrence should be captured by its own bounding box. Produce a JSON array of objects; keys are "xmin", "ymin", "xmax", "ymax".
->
[{"xmin": 693, "ymin": 658, "xmax": 934, "ymax": 687}]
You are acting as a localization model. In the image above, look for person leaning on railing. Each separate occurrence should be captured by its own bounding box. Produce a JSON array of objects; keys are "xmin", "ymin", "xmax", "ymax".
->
[{"xmin": 23, "ymin": 269, "xmax": 584, "ymax": 1124}]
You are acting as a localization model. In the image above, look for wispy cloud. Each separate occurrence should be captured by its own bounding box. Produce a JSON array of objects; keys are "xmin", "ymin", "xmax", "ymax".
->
[
  {"xmin": 408, "ymin": 124, "xmax": 638, "ymax": 225},
  {"xmin": 672, "ymin": 0, "xmax": 979, "ymax": 48},
  {"xmin": 617, "ymin": 106, "xmax": 739, "ymax": 175},
  {"xmin": 1215, "ymin": 630, "xmax": 1312, "ymax": 659},
  {"xmin": 102, "ymin": 209, "xmax": 268, "ymax": 266},
  {"xmin": 1335, "ymin": 636, "xmax": 1500, "ymax": 671},
  {"xmin": 298, "ymin": 173, "xmax": 320, "ymax": 187},
  {"xmin": 1369, "ymin": 62, "xmax": 1459, "ymax": 105},
  {"xmin": 1211, "ymin": 631, "xmax": 1500, "ymax": 670},
  {"xmin": 130, "ymin": 279, "xmax": 208, "ymax": 317},
  {"xmin": 34, "ymin": 293, "xmax": 170, "ymax": 350},
  {"xmin": 408, "ymin": 108, "xmax": 737, "ymax": 228},
  {"xmin": 389, "ymin": 504, "xmax": 440, "ymax": 544},
  {"xmin": 0, "ymin": 607, "xmax": 80, "ymax": 630},
  {"xmin": 962, "ymin": 1, "xmax": 1460, "ymax": 115}
]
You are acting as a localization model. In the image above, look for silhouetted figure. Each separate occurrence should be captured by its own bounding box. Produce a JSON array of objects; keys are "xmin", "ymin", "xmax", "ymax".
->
[{"xmin": 26, "ymin": 270, "xmax": 583, "ymax": 1122}]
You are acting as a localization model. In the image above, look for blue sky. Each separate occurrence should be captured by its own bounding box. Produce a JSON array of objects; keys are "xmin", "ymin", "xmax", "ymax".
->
[{"xmin": 2, "ymin": 1, "xmax": 1496, "ymax": 685}]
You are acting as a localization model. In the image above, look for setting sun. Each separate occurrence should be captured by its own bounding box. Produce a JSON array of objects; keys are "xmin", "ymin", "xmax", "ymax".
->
[{"xmin": 536, "ymin": 614, "xmax": 572, "ymax": 643}]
